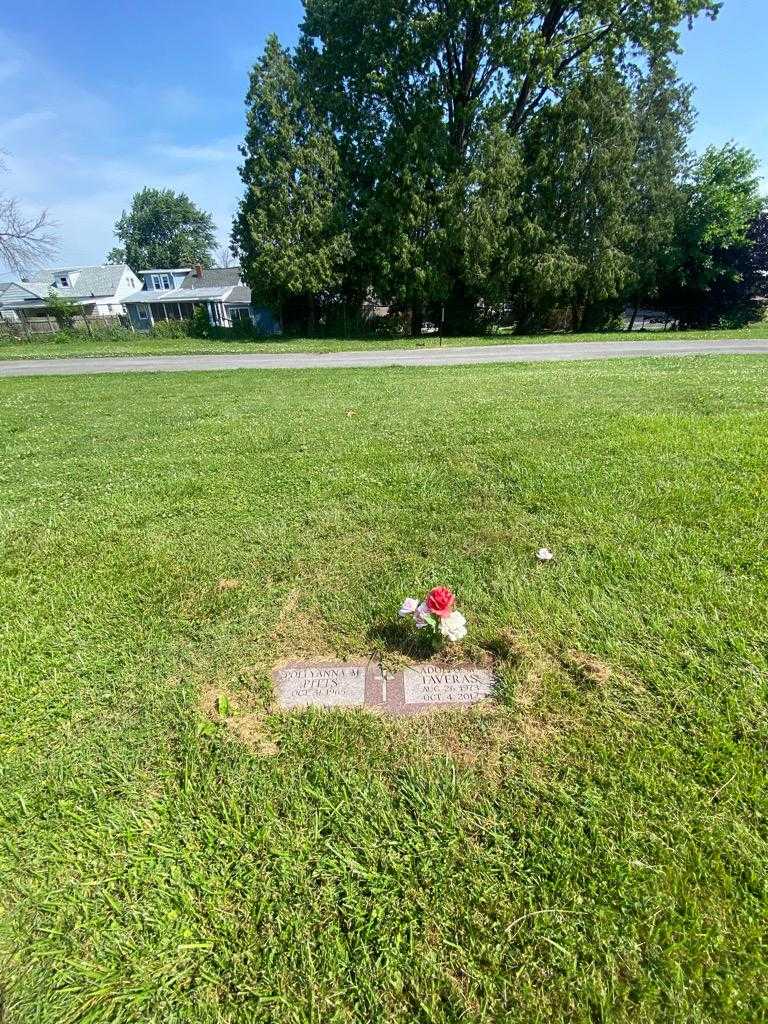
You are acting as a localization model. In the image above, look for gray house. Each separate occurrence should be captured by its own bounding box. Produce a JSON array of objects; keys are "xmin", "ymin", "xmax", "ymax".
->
[{"xmin": 123, "ymin": 265, "xmax": 279, "ymax": 333}]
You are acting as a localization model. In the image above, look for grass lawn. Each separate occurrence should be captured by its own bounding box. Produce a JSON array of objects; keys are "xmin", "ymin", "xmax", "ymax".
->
[
  {"xmin": 0, "ymin": 322, "xmax": 766, "ymax": 360},
  {"xmin": 1, "ymin": 356, "xmax": 766, "ymax": 1022}
]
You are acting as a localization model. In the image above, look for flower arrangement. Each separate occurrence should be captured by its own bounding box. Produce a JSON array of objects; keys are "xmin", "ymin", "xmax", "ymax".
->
[{"xmin": 399, "ymin": 586, "xmax": 467, "ymax": 643}]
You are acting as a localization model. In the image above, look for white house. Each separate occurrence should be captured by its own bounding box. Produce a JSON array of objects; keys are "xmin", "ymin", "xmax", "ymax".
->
[{"xmin": 0, "ymin": 264, "xmax": 140, "ymax": 321}]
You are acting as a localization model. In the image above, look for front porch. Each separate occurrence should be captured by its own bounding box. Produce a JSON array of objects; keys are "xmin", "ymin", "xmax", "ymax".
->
[{"xmin": 130, "ymin": 299, "xmax": 234, "ymax": 331}]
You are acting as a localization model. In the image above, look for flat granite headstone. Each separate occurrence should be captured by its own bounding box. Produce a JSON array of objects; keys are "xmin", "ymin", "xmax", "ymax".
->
[
  {"xmin": 401, "ymin": 666, "xmax": 496, "ymax": 708},
  {"xmin": 273, "ymin": 661, "xmax": 369, "ymax": 709},
  {"xmin": 272, "ymin": 660, "xmax": 495, "ymax": 714}
]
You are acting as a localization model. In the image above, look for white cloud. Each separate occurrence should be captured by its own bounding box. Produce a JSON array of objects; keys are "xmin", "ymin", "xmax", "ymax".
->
[
  {"xmin": 0, "ymin": 110, "xmax": 56, "ymax": 143},
  {"xmin": 150, "ymin": 138, "xmax": 240, "ymax": 163},
  {"xmin": 0, "ymin": 30, "xmax": 243, "ymax": 273}
]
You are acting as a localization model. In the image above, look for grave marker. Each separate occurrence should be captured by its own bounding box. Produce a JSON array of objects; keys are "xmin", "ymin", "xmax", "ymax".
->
[
  {"xmin": 401, "ymin": 666, "xmax": 496, "ymax": 706},
  {"xmin": 273, "ymin": 662, "xmax": 368, "ymax": 709},
  {"xmin": 271, "ymin": 660, "xmax": 496, "ymax": 713}
]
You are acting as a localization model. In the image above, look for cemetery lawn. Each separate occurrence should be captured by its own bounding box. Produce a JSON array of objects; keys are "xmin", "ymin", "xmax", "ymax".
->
[
  {"xmin": 0, "ymin": 322, "xmax": 766, "ymax": 360},
  {"xmin": 1, "ymin": 356, "xmax": 766, "ymax": 1023}
]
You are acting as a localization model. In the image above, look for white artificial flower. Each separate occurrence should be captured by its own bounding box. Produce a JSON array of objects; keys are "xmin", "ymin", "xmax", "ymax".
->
[
  {"xmin": 414, "ymin": 601, "xmax": 432, "ymax": 629},
  {"xmin": 537, "ymin": 547, "xmax": 554, "ymax": 562},
  {"xmin": 439, "ymin": 610, "xmax": 467, "ymax": 642},
  {"xmin": 399, "ymin": 597, "xmax": 419, "ymax": 617}
]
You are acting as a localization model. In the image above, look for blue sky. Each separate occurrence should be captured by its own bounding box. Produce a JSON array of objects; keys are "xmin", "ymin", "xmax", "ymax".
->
[{"xmin": 0, "ymin": 0, "xmax": 765, "ymax": 278}]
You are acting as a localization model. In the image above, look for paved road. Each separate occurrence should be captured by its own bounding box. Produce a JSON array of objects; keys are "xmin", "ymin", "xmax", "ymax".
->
[{"xmin": 1, "ymin": 338, "xmax": 767, "ymax": 378}]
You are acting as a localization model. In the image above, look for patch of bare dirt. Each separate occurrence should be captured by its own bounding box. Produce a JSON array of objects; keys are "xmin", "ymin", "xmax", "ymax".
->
[
  {"xmin": 227, "ymin": 715, "xmax": 280, "ymax": 756},
  {"xmin": 562, "ymin": 649, "xmax": 612, "ymax": 688},
  {"xmin": 199, "ymin": 682, "xmax": 280, "ymax": 755}
]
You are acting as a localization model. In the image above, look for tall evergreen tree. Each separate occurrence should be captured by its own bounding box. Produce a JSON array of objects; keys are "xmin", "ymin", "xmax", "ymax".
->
[
  {"xmin": 232, "ymin": 35, "xmax": 351, "ymax": 334},
  {"xmin": 511, "ymin": 66, "xmax": 637, "ymax": 331},
  {"xmin": 624, "ymin": 61, "xmax": 695, "ymax": 327}
]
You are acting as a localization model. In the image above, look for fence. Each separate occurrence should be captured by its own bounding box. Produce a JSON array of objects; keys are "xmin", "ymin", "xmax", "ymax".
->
[{"xmin": 0, "ymin": 314, "xmax": 130, "ymax": 338}]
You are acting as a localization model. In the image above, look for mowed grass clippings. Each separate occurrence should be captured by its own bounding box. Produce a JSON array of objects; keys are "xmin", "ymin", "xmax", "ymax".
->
[
  {"xmin": 0, "ymin": 356, "xmax": 766, "ymax": 1023},
  {"xmin": 0, "ymin": 322, "xmax": 766, "ymax": 360}
]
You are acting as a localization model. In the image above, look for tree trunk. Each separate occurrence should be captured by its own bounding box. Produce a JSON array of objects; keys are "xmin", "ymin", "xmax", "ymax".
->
[
  {"xmin": 410, "ymin": 303, "xmax": 424, "ymax": 338},
  {"xmin": 628, "ymin": 299, "xmax": 640, "ymax": 332},
  {"xmin": 442, "ymin": 276, "xmax": 476, "ymax": 337}
]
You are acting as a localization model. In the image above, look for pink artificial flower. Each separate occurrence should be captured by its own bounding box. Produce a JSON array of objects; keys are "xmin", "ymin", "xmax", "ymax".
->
[{"xmin": 414, "ymin": 602, "xmax": 432, "ymax": 628}]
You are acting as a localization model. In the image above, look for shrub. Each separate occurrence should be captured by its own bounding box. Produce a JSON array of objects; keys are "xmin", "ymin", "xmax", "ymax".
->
[
  {"xmin": 371, "ymin": 311, "xmax": 410, "ymax": 338},
  {"xmin": 150, "ymin": 318, "xmax": 193, "ymax": 339},
  {"xmin": 83, "ymin": 322, "xmax": 134, "ymax": 343},
  {"xmin": 190, "ymin": 306, "xmax": 212, "ymax": 338}
]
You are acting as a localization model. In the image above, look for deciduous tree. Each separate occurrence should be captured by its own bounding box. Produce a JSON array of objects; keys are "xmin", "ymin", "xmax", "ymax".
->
[
  {"xmin": 662, "ymin": 144, "xmax": 762, "ymax": 324},
  {"xmin": 233, "ymin": 1, "xmax": 753, "ymax": 333},
  {"xmin": 0, "ymin": 159, "xmax": 56, "ymax": 274},
  {"xmin": 108, "ymin": 188, "xmax": 217, "ymax": 270}
]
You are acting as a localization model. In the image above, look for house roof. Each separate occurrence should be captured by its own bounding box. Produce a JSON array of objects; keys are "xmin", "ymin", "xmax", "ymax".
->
[
  {"xmin": 17, "ymin": 264, "xmax": 131, "ymax": 300},
  {"xmin": 180, "ymin": 267, "xmax": 243, "ymax": 290},
  {"xmin": 58, "ymin": 264, "xmax": 129, "ymax": 298},
  {"xmin": 123, "ymin": 286, "xmax": 234, "ymax": 304},
  {"xmin": 139, "ymin": 268, "xmax": 192, "ymax": 275},
  {"xmin": 226, "ymin": 286, "xmax": 252, "ymax": 304},
  {"xmin": 0, "ymin": 281, "xmax": 65, "ymax": 306},
  {"xmin": 11, "ymin": 280, "xmax": 48, "ymax": 299},
  {"xmin": 123, "ymin": 267, "xmax": 253, "ymax": 306}
]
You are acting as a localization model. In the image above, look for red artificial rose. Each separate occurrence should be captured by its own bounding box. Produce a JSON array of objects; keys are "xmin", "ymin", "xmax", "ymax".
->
[{"xmin": 425, "ymin": 586, "xmax": 455, "ymax": 618}]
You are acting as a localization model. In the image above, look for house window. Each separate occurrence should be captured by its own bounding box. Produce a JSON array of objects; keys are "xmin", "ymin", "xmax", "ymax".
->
[
  {"xmin": 138, "ymin": 307, "xmax": 149, "ymax": 320},
  {"xmin": 151, "ymin": 274, "xmax": 172, "ymax": 291},
  {"xmin": 59, "ymin": 276, "xmax": 68, "ymax": 287}
]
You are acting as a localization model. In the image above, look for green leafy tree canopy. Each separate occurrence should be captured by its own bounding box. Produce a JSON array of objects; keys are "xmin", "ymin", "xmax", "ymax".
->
[
  {"xmin": 673, "ymin": 143, "xmax": 762, "ymax": 291},
  {"xmin": 108, "ymin": 187, "xmax": 217, "ymax": 270},
  {"xmin": 295, "ymin": 0, "xmax": 722, "ymax": 330},
  {"xmin": 231, "ymin": 2, "xmax": 766, "ymax": 334}
]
